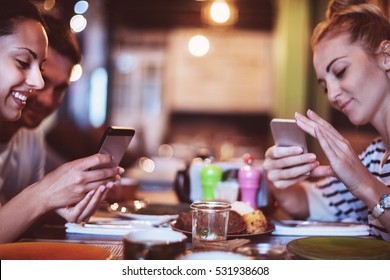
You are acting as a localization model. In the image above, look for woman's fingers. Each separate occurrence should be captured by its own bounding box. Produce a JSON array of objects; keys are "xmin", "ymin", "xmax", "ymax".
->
[
  {"xmin": 265, "ymin": 145, "xmax": 307, "ymax": 160},
  {"xmin": 75, "ymin": 154, "xmax": 114, "ymax": 171},
  {"xmin": 295, "ymin": 112, "xmax": 317, "ymax": 137},
  {"xmin": 264, "ymin": 153, "xmax": 317, "ymax": 171},
  {"xmin": 295, "ymin": 110, "xmax": 346, "ymax": 143},
  {"xmin": 55, "ymin": 190, "xmax": 95, "ymax": 222},
  {"xmin": 306, "ymin": 109, "xmax": 345, "ymax": 141},
  {"xmin": 264, "ymin": 144, "xmax": 319, "ymax": 189},
  {"xmin": 310, "ymin": 165, "xmax": 334, "ymax": 177},
  {"xmin": 268, "ymin": 173, "xmax": 311, "ymax": 189},
  {"xmin": 75, "ymin": 186, "xmax": 108, "ymax": 223}
]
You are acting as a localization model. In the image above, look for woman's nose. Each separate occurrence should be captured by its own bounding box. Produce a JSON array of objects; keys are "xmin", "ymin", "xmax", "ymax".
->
[
  {"xmin": 26, "ymin": 67, "xmax": 45, "ymax": 90},
  {"xmin": 327, "ymin": 82, "xmax": 342, "ymax": 103}
]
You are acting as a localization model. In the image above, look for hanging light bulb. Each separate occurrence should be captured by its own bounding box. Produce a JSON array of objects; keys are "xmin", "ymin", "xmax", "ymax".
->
[
  {"xmin": 202, "ymin": 0, "xmax": 237, "ymax": 26},
  {"xmin": 210, "ymin": 0, "xmax": 230, "ymax": 24}
]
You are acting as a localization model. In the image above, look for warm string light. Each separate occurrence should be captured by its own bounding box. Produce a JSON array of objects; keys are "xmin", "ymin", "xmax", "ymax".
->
[
  {"xmin": 210, "ymin": 0, "xmax": 231, "ymax": 24},
  {"xmin": 188, "ymin": 35, "xmax": 210, "ymax": 57},
  {"xmin": 202, "ymin": 0, "xmax": 237, "ymax": 26}
]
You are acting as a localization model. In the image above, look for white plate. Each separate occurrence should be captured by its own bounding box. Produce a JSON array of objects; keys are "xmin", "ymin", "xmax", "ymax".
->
[
  {"xmin": 171, "ymin": 220, "xmax": 275, "ymax": 239},
  {"xmin": 115, "ymin": 212, "xmax": 179, "ymax": 224},
  {"xmin": 66, "ymin": 220, "xmax": 154, "ymax": 235},
  {"xmin": 107, "ymin": 202, "xmax": 190, "ymax": 225},
  {"xmin": 272, "ymin": 220, "xmax": 370, "ymax": 236},
  {"xmin": 177, "ymin": 251, "xmax": 251, "ymax": 260}
]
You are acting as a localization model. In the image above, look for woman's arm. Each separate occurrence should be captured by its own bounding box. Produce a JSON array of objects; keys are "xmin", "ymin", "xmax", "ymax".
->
[
  {"xmin": 0, "ymin": 183, "xmax": 47, "ymax": 242},
  {"xmin": 296, "ymin": 110, "xmax": 390, "ymax": 233},
  {"xmin": 0, "ymin": 153, "xmax": 122, "ymax": 243}
]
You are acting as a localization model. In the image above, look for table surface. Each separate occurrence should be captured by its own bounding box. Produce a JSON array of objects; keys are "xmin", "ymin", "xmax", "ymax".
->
[{"xmin": 15, "ymin": 188, "xmax": 360, "ymax": 260}]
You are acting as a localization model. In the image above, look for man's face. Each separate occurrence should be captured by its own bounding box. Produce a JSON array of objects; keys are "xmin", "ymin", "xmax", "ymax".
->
[{"xmin": 19, "ymin": 47, "xmax": 74, "ymax": 128}]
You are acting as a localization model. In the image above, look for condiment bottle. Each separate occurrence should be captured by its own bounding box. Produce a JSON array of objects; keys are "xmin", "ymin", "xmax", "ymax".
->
[
  {"xmin": 200, "ymin": 159, "xmax": 222, "ymax": 200},
  {"xmin": 238, "ymin": 153, "xmax": 260, "ymax": 208}
]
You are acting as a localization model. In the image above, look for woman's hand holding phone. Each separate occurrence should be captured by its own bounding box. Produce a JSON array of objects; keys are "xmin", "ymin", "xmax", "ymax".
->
[
  {"xmin": 91, "ymin": 126, "xmax": 135, "ymax": 170},
  {"xmin": 263, "ymin": 118, "xmax": 319, "ymax": 189}
]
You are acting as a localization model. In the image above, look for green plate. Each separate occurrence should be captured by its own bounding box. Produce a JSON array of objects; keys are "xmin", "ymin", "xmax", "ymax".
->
[{"xmin": 287, "ymin": 236, "xmax": 390, "ymax": 260}]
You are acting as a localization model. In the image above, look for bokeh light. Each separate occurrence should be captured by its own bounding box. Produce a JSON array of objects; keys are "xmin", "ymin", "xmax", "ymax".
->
[{"xmin": 188, "ymin": 35, "xmax": 210, "ymax": 57}]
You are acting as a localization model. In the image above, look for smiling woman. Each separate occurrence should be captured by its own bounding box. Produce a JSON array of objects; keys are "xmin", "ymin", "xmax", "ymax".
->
[
  {"xmin": 0, "ymin": 0, "xmax": 124, "ymax": 244},
  {"xmin": 263, "ymin": 0, "xmax": 390, "ymax": 241},
  {"xmin": 0, "ymin": 1, "xmax": 47, "ymax": 121}
]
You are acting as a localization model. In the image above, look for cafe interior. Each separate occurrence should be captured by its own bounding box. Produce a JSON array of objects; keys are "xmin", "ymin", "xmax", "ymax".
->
[
  {"xmin": 2, "ymin": 0, "xmax": 390, "ymax": 260},
  {"xmin": 42, "ymin": 0, "xmax": 379, "ymax": 175}
]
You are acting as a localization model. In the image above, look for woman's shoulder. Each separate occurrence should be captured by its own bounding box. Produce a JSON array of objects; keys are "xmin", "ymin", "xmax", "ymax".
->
[
  {"xmin": 359, "ymin": 137, "xmax": 386, "ymax": 162},
  {"xmin": 362, "ymin": 137, "xmax": 385, "ymax": 153},
  {"xmin": 13, "ymin": 128, "xmax": 44, "ymax": 148}
]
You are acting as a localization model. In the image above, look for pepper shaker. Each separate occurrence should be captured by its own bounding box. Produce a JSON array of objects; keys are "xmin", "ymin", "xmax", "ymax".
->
[{"xmin": 238, "ymin": 153, "xmax": 260, "ymax": 208}]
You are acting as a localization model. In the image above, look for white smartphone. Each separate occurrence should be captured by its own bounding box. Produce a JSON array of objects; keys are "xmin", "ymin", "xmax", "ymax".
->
[
  {"xmin": 93, "ymin": 126, "xmax": 135, "ymax": 169},
  {"xmin": 270, "ymin": 118, "xmax": 308, "ymax": 153}
]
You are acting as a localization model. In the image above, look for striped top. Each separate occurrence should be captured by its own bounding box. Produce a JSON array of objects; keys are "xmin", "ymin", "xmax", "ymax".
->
[{"xmin": 310, "ymin": 137, "xmax": 390, "ymax": 241}]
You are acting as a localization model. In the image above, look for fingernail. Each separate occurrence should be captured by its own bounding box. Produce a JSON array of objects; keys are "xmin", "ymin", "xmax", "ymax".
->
[
  {"xmin": 100, "ymin": 186, "xmax": 106, "ymax": 192},
  {"xmin": 118, "ymin": 167, "xmax": 125, "ymax": 174},
  {"xmin": 308, "ymin": 154, "xmax": 316, "ymax": 161}
]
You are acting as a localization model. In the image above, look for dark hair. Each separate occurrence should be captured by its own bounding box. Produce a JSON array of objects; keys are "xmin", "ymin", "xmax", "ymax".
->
[
  {"xmin": 311, "ymin": 0, "xmax": 390, "ymax": 55},
  {"xmin": 43, "ymin": 14, "xmax": 82, "ymax": 65},
  {"xmin": 0, "ymin": 0, "xmax": 45, "ymax": 36}
]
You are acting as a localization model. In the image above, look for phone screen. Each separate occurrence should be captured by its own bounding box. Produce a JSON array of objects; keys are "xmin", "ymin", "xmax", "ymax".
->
[
  {"xmin": 94, "ymin": 126, "xmax": 135, "ymax": 169},
  {"xmin": 270, "ymin": 119, "xmax": 307, "ymax": 153}
]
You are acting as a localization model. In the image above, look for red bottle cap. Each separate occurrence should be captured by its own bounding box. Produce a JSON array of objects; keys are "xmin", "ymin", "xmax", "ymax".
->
[{"xmin": 243, "ymin": 153, "xmax": 254, "ymax": 165}]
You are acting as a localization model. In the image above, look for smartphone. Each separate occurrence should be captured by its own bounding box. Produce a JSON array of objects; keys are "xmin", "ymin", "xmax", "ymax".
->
[
  {"xmin": 270, "ymin": 118, "xmax": 308, "ymax": 153},
  {"xmin": 93, "ymin": 126, "xmax": 135, "ymax": 169}
]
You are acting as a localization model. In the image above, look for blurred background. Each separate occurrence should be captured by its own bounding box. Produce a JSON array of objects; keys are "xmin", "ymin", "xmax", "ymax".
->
[{"xmin": 34, "ymin": 0, "xmax": 383, "ymax": 188}]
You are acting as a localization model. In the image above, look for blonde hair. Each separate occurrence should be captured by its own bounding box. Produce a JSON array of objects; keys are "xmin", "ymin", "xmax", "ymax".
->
[{"xmin": 311, "ymin": 0, "xmax": 390, "ymax": 55}]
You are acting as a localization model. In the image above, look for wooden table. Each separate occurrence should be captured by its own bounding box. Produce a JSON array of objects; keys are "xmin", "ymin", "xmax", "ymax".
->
[{"xmin": 17, "ymin": 188, "xmax": 303, "ymax": 259}]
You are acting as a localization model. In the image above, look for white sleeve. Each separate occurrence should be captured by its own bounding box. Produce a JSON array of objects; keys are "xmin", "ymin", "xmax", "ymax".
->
[{"xmin": 301, "ymin": 181, "xmax": 338, "ymax": 221}]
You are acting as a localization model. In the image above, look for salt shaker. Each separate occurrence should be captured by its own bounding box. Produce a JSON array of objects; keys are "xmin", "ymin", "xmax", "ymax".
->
[
  {"xmin": 238, "ymin": 153, "xmax": 260, "ymax": 208},
  {"xmin": 200, "ymin": 159, "xmax": 222, "ymax": 200}
]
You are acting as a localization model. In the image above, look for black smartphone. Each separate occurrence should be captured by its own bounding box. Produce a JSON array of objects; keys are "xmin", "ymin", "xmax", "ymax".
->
[
  {"xmin": 93, "ymin": 126, "xmax": 135, "ymax": 169},
  {"xmin": 270, "ymin": 118, "xmax": 308, "ymax": 153}
]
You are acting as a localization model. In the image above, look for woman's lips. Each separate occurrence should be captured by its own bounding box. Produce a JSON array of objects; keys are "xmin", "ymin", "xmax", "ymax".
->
[
  {"xmin": 340, "ymin": 99, "xmax": 351, "ymax": 113},
  {"xmin": 11, "ymin": 91, "xmax": 29, "ymax": 108}
]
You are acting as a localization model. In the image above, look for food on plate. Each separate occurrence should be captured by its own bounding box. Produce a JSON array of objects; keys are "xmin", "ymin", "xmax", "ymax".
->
[
  {"xmin": 176, "ymin": 212, "xmax": 192, "ymax": 232},
  {"xmin": 231, "ymin": 201, "xmax": 255, "ymax": 216},
  {"xmin": 242, "ymin": 209, "xmax": 268, "ymax": 234},
  {"xmin": 175, "ymin": 210, "xmax": 246, "ymax": 234},
  {"xmin": 228, "ymin": 210, "xmax": 247, "ymax": 234},
  {"xmin": 175, "ymin": 207, "xmax": 268, "ymax": 235}
]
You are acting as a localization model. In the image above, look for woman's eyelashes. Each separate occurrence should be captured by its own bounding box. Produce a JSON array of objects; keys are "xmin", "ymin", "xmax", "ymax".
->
[
  {"xmin": 16, "ymin": 59, "xmax": 30, "ymax": 69},
  {"xmin": 335, "ymin": 67, "xmax": 346, "ymax": 78}
]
